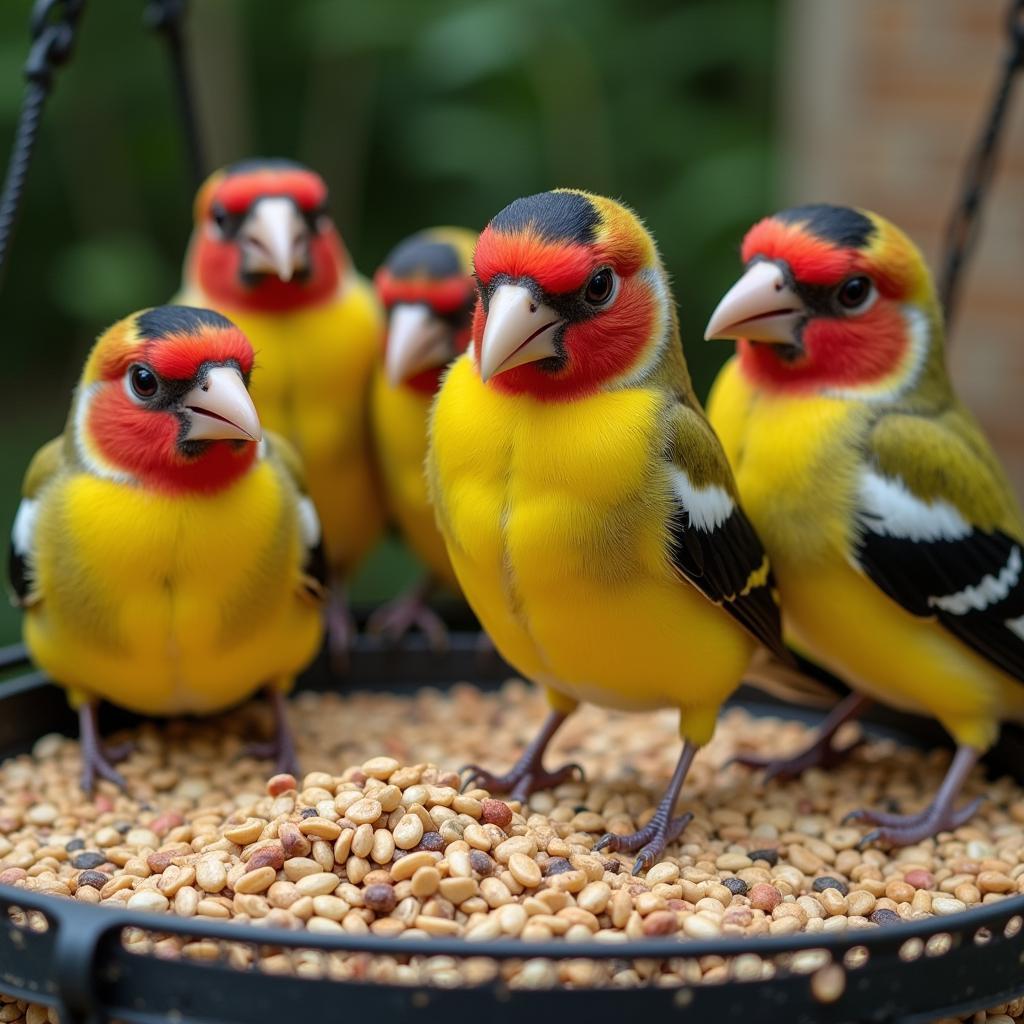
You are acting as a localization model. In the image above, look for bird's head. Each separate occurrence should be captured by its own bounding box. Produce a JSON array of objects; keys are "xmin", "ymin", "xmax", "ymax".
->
[
  {"xmin": 187, "ymin": 159, "xmax": 347, "ymax": 312},
  {"xmin": 75, "ymin": 306, "xmax": 262, "ymax": 494},
  {"xmin": 471, "ymin": 189, "xmax": 671, "ymax": 400},
  {"xmin": 374, "ymin": 227, "xmax": 477, "ymax": 394},
  {"xmin": 705, "ymin": 204, "xmax": 941, "ymax": 399}
]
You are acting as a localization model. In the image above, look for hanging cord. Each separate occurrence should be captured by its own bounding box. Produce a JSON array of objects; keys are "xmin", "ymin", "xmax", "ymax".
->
[
  {"xmin": 0, "ymin": 0, "xmax": 85, "ymax": 291},
  {"xmin": 144, "ymin": 0, "xmax": 205, "ymax": 190},
  {"xmin": 939, "ymin": 0, "xmax": 1024, "ymax": 333}
]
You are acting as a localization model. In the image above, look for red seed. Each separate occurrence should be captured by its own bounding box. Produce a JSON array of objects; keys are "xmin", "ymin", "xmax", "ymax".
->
[
  {"xmin": 480, "ymin": 799, "xmax": 512, "ymax": 828},
  {"xmin": 0, "ymin": 867, "xmax": 27, "ymax": 885},
  {"xmin": 266, "ymin": 773, "xmax": 297, "ymax": 797},
  {"xmin": 150, "ymin": 811, "xmax": 184, "ymax": 838},
  {"xmin": 904, "ymin": 869, "xmax": 934, "ymax": 890},
  {"xmin": 748, "ymin": 883, "xmax": 782, "ymax": 913}
]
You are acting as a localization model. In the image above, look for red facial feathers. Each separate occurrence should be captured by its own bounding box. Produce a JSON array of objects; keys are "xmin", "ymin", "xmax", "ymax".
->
[
  {"xmin": 204, "ymin": 168, "xmax": 327, "ymax": 217},
  {"xmin": 373, "ymin": 268, "xmax": 474, "ymax": 315},
  {"xmin": 95, "ymin": 327, "xmax": 254, "ymax": 382},
  {"xmin": 737, "ymin": 302, "xmax": 910, "ymax": 393}
]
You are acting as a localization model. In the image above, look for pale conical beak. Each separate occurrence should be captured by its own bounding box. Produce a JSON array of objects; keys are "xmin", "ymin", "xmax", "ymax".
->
[
  {"xmin": 183, "ymin": 365, "xmax": 262, "ymax": 443},
  {"xmin": 239, "ymin": 196, "xmax": 310, "ymax": 282},
  {"xmin": 478, "ymin": 284, "xmax": 563, "ymax": 383},
  {"xmin": 385, "ymin": 304, "xmax": 451, "ymax": 386},
  {"xmin": 704, "ymin": 260, "xmax": 805, "ymax": 344}
]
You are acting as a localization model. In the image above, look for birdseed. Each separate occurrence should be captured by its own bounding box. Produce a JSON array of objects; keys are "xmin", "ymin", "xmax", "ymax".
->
[{"xmin": 0, "ymin": 680, "xmax": 1023, "ymax": 1017}]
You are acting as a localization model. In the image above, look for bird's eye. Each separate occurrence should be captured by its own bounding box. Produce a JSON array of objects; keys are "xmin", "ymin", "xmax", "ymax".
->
[
  {"xmin": 584, "ymin": 268, "xmax": 616, "ymax": 306},
  {"xmin": 836, "ymin": 275, "xmax": 874, "ymax": 310},
  {"xmin": 128, "ymin": 365, "xmax": 158, "ymax": 400}
]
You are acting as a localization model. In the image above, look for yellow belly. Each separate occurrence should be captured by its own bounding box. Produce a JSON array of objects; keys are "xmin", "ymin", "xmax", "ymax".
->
[
  {"xmin": 371, "ymin": 371, "xmax": 459, "ymax": 590},
  {"xmin": 431, "ymin": 357, "xmax": 754, "ymax": 744},
  {"xmin": 24, "ymin": 463, "xmax": 323, "ymax": 716},
  {"xmin": 193, "ymin": 278, "xmax": 385, "ymax": 577},
  {"xmin": 710, "ymin": 360, "xmax": 1024, "ymax": 750},
  {"xmin": 781, "ymin": 559, "xmax": 1023, "ymax": 749}
]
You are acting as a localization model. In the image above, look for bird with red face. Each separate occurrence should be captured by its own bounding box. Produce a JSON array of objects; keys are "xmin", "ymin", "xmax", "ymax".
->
[
  {"xmin": 179, "ymin": 159, "xmax": 384, "ymax": 661},
  {"xmin": 706, "ymin": 204, "xmax": 1024, "ymax": 844},
  {"xmin": 9, "ymin": 306, "xmax": 326, "ymax": 791},
  {"xmin": 368, "ymin": 227, "xmax": 477, "ymax": 646},
  {"xmin": 428, "ymin": 190, "xmax": 787, "ymax": 871}
]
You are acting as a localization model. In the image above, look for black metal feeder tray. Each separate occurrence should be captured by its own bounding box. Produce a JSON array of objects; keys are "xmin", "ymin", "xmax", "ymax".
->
[{"xmin": 0, "ymin": 636, "xmax": 1022, "ymax": 1024}]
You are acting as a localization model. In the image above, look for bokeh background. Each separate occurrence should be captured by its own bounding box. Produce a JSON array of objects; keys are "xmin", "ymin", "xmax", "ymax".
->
[{"xmin": 0, "ymin": 0, "xmax": 1021, "ymax": 646}]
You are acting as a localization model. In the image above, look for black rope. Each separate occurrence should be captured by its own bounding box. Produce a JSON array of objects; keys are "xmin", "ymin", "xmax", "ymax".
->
[
  {"xmin": 0, "ymin": 0, "xmax": 84, "ymax": 291},
  {"xmin": 940, "ymin": 0, "xmax": 1024, "ymax": 333},
  {"xmin": 144, "ymin": 0, "xmax": 205, "ymax": 190}
]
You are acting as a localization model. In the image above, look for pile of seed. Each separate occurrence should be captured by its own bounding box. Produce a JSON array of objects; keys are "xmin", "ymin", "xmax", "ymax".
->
[{"xmin": 1, "ymin": 681, "xmax": 1024, "ymax": 1014}]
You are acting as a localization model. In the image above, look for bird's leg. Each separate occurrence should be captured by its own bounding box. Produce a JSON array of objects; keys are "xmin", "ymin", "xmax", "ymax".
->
[
  {"xmin": 596, "ymin": 741, "xmax": 698, "ymax": 875},
  {"xmin": 731, "ymin": 693, "xmax": 871, "ymax": 780},
  {"xmin": 461, "ymin": 709, "xmax": 582, "ymax": 801},
  {"xmin": 326, "ymin": 583, "xmax": 357, "ymax": 673},
  {"xmin": 366, "ymin": 575, "xmax": 448, "ymax": 650},
  {"xmin": 847, "ymin": 745, "xmax": 984, "ymax": 847},
  {"xmin": 78, "ymin": 702, "xmax": 128, "ymax": 794},
  {"xmin": 241, "ymin": 687, "xmax": 301, "ymax": 777}
]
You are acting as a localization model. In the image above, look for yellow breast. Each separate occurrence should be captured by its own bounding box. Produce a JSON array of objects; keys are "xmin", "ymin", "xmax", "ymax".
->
[
  {"xmin": 429, "ymin": 357, "xmax": 752, "ymax": 739},
  {"xmin": 24, "ymin": 460, "xmax": 322, "ymax": 716},
  {"xmin": 371, "ymin": 370, "xmax": 458, "ymax": 589},
  {"xmin": 197, "ymin": 277, "xmax": 385, "ymax": 575}
]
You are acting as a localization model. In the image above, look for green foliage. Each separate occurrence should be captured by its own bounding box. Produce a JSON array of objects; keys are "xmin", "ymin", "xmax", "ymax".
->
[{"xmin": 0, "ymin": 0, "xmax": 780, "ymax": 644}]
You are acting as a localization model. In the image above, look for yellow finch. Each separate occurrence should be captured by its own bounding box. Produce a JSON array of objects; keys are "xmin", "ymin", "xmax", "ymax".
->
[
  {"xmin": 428, "ymin": 190, "xmax": 787, "ymax": 870},
  {"xmin": 705, "ymin": 204, "xmax": 1024, "ymax": 844},
  {"xmin": 10, "ymin": 306, "xmax": 325, "ymax": 789},
  {"xmin": 178, "ymin": 159, "xmax": 383, "ymax": 659},
  {"xmin": 368, "ymin": 227, "xmax": 477, "ymax": 646}
]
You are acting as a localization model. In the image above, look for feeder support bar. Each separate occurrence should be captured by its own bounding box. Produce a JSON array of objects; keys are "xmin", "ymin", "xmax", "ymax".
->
[
  {"xmin": 939, "ymin": 0, "xmax": 1024, "ymax": 334},
  {"xmin": 144, "ymin": 0, "xmax": 206, "ymax": 191}
]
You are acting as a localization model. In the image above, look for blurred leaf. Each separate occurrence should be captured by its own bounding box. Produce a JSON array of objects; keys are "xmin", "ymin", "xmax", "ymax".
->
[
  {"xmin": 413, "ymin": 1, "xmax": 534, "ymax": 89},
  {"xmin": 50, "ymin": 235, "xmax": 168, "ymax": 323}
]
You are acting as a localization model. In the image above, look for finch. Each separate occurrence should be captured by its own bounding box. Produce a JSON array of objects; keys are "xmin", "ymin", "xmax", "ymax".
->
[
  {"xmin": 368, "ymin": 227, "xmax": 477, "ymax": 647},
  {"xmin": 705, "ymin": 203, "xmax": 1024, "ymax": 844},
  {"xmin": 428, "ymin": 190, "xmax": 787, "ymax": 871},
  {"xmin": 10, "ymin": 306, "xmax": 326, "ymax": 790},
  {"xmin": 178, "ymin": 159, "xmax": 384, "ymax": 660}
]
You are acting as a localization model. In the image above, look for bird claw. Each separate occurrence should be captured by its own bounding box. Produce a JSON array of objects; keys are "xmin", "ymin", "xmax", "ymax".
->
[
  {"xmin": 80, "ymin": 748, "xmax": 128, "ymax": 795},
  {"xmin": 240, "ymin": 691, "xmax": 301, "ymax": 777},
  {"xmin": 730, "ymin": 736, "xmax": 865, "ymax": 782},
  {"xmin": 459, "ymin": 760, "xmax": 584, "ymax": 799},
  {"xmin": 595, "ymin": 812, "xmax": 694, "ymax": 875},
  {"xmin": 853, "ymin": 796, "xmax": 985, "ymax": 848},
  {"xmin": 366, "ymin": 595, "xmax": 449, "ymax": 651}
]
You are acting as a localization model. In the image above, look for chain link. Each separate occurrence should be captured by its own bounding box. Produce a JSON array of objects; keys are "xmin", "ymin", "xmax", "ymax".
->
[
  {"xmin": 0, "ymin": 0, "xmax": 85, "ymax": 290},
  {"xmin": 939, "ymin": 0, "xmax": 1024, "ymax": 335}
]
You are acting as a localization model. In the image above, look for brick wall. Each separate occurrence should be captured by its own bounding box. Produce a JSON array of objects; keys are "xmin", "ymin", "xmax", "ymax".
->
[{"xmin": 782, "ymin": 0, "xmax": 1024, "ymax": 492}]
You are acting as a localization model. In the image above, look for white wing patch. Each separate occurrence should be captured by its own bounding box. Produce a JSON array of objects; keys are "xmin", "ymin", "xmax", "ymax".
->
[
  {"xmin": 297, "ymin": 496, "xmax": 321, "ymax": 550},
  {"xmin": 858, "ymin": 469, "xmax": 971, "ymax": 543},
  {"xmin": 1007, "ymin": 613, "xmax": 1024, "ymax": 641},
  {"xmin": 930, "ymin": 545, "xmax": 1022, "ymax": 615},
  {"xmin": 11, "ymin": 498, "xmax": 37, "ymax": 556},
  {"xmin": 670, "ymin": 469, "xmax": 734, "ymax": 532}
]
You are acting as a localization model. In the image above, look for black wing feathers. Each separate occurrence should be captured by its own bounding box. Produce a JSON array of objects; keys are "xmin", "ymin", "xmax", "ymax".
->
[
  {"xmin": 668, "ymin": 499, "xmax": 789, "ymax": 663},
  {"xmin": 855, "ymin": 525, "xmax": 1024, "ymax": 684}
]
